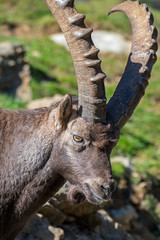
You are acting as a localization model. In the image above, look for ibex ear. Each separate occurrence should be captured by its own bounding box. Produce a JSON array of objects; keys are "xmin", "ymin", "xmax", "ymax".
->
[{"xmin": 57, "ymin": 94, "xmax": 72, "ymax": 128}]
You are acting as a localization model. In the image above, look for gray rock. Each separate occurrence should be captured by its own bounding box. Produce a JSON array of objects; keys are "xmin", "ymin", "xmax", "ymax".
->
[
  {"xmin": 39, "ymin": 202, "xmax": 66, "ymax": 225},
  {"xmin": 92, "ymin": 30, "xmax": 131, "ymax": 54},
  {"xmin": 132, "ymin": 221, "xmax": 157, "ymax": 240},
  {"xmin": 62, "ymin": 222, "xmax": 103, "ymax": 240},
  {"xmin": 50, "ymin": 30, "xmax": 131, "ymax": 54},
  {"xmin": 50, "ymin": 33, "xmax": 68, "ymax": 49},
  {"xmin": 131, "ymin": 182, "xmax": 147, "ymax": 205},
  {"xmin": 0, "ymin": 41, "xmax": 32, "ymax": 101},
  {"xmin": 95, "ymin": 209, "xmax": 135, "ymax": 240},
  {"xmin": 109, "ymin": 205, "xmax": 138, "ymax": 228},
  {"xmin": 27, "ymin": 94, "xmax": 63, "ymax": 109},
  {"xmin": 131, "ymin": 235, "xmax": 145, "ymax": 240},
  {"xmin": 16, "ymin": 214, "xmax": 64, "ymax": 240},
  {"xmin": 111, "ymin": 156, "xmax": 133, "ymax": 170}
]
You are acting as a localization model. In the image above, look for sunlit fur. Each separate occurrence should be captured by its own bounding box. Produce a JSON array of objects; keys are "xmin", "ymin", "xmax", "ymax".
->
[{"xmin": 0, "ymin": 96, "xmax": 119, "ymax": 240}]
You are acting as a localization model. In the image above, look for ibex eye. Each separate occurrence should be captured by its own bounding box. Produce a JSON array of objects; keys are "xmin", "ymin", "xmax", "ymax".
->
[{"xmin": 73, "ymin": 135, "xmax": 83, "ymax": 143}]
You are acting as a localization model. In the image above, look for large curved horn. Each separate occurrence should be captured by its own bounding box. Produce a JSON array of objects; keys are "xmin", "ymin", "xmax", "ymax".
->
[
  {"xmin": 107, "ymin": 0, "xmax": 158, "ymax": 129},
  {"xmin": 45, "ymin": 0, "xmax": 107, "ymax": 123}
]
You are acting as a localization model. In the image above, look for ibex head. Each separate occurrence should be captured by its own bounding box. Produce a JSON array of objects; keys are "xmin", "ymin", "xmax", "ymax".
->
[
  {"xmin": 52, "ymin": 95, "xmax": 118, "ymax": 204},
  {"xmin": 45, "ymin": 0, "xmax": 158, "ymax": 204}
]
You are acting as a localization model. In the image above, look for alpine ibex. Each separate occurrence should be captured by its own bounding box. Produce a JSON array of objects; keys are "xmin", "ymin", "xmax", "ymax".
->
[{"xmin": 0, "ymin": 0, "xmax": 158, "ymax": 239}]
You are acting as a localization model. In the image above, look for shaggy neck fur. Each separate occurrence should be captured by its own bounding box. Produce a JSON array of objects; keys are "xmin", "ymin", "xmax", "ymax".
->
[{"xmin": 0, "ymin": 107, "xmax": 65, "ymax": 240}]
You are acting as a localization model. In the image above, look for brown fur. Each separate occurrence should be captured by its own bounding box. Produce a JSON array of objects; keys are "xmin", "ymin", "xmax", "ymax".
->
[{"xmin": 0, "ymin": 96, "xmax": 119, "ymax": 240}]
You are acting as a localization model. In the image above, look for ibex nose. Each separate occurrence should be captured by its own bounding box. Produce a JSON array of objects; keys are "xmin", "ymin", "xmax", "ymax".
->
[
  {"xmin": 101, "ymin": 179, "xmax": 116, "ymax": 195},
  {"xmin": 101, "ymin": 184, "xmax": 110, "ymax": 191}
]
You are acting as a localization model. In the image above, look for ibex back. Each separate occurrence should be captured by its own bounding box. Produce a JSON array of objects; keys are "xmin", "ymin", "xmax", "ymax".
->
[{"xmin": 0, "ymin": 0, "xmax": 158, "ymax": 239}]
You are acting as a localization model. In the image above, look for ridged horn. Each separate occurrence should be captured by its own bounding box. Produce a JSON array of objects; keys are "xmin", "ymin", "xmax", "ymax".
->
[
  {"xmin": 45, "ymin": 0, "xmax": 107, "ymax": 123},
  {"xmin": 107, "ymin": 0, "xmax": 158, "ymax": 129}
]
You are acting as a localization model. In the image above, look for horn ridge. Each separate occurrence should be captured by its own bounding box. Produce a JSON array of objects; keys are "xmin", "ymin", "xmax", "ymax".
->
[
  {"xmin": 106, "ymin": 0, "xmax": 158, "ymax": 129},
  {"xmin": 74, "ymin": 28, "xmax": 93, "ymax": 40},
  {"xmin": 55, "ymin": 0, "xmax": 74, "ymax": 8},
  {"xmin": 68, "ymin": 14, "xmax": 86, "ymax": 25},
  {"xmin": 45, "ymin": 0, "xmax": 107, "ymax": 123}
]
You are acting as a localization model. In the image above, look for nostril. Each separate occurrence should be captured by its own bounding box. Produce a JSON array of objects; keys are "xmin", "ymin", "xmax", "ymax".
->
[
  {"xmin": 101, "ymin": 184, "xmax": 110, "ymax": 198},
  {"xmin": 101, "ymin": 184, "xmax": 110, "ymax": 191},
  {"xmin": 101, "ymin": 180, "xmax": 116, "ymax": 194}
]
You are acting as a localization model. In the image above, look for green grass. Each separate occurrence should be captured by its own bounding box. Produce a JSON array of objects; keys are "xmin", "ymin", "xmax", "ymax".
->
[
  {"xmin": 24, "ymin": 37, "xmax": 77, "ymax": 98},
  {"xmin": 0, "ymin": 0, "xmax": 159, "ymax": 33},
  {"xmin": 0, "ymin": 94, "xmax": 26, "ymax": 109},
  {"xmin": 112, "ymin": 162, "xmax": 126, "ymax": 179},
  {"xmin": 0, "ymin": 0, "xmax": 55, "ymax": 29}
]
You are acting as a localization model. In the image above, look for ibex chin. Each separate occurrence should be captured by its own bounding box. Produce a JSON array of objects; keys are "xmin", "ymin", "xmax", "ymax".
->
[{"xmin": 0, "ymin": 0, "xmax": 158, "ymax": 239}]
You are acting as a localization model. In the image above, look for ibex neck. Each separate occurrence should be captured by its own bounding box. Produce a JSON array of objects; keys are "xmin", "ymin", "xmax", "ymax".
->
[
  {"xmin": 0, "ymin": 108, "xmax": 65, "ymax": 239},
  {"xmin": 0, "ymin": 173, "xmax": 65, "ymax": 240}
]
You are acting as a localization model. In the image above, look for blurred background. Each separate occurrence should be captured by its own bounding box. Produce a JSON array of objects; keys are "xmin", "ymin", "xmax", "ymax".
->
[{"xmin": 0, "ymin": 0, "xmax": 160, "ymax": 239}]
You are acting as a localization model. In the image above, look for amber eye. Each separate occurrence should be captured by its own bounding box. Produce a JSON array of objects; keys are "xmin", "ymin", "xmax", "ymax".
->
[{"xmin": 73, "ymin": 135, "xmax": 83, "ymax": 143}]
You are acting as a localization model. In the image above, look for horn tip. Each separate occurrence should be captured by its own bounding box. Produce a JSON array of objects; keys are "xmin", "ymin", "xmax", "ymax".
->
[{"xmin": 107, "ymin": 10, "xmax": 112, "ymax": 16}]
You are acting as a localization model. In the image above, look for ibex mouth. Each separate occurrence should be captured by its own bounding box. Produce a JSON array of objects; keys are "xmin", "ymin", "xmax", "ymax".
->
[
  {"xmin": 67, "ymin": 183, "xmax": 113, "ymax": 205},
  {"xmin": 67, "ymin": 186, "xmax": 86, "ymax": 204}
]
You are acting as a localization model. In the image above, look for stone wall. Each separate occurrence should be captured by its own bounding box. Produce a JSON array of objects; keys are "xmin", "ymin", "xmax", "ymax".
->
[{"xmin": 0, "ymin": 42, "xmax": 31, "ymax": 101}]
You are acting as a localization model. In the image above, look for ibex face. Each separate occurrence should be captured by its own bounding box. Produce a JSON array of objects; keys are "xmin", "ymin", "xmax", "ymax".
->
[
  {"xmin": 56, "ymin": 103, "xmax": 118, "ymax": 204},
  {"xmin": 47, "ymin": 95, "xmax": 119, "ymax": 204}
]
